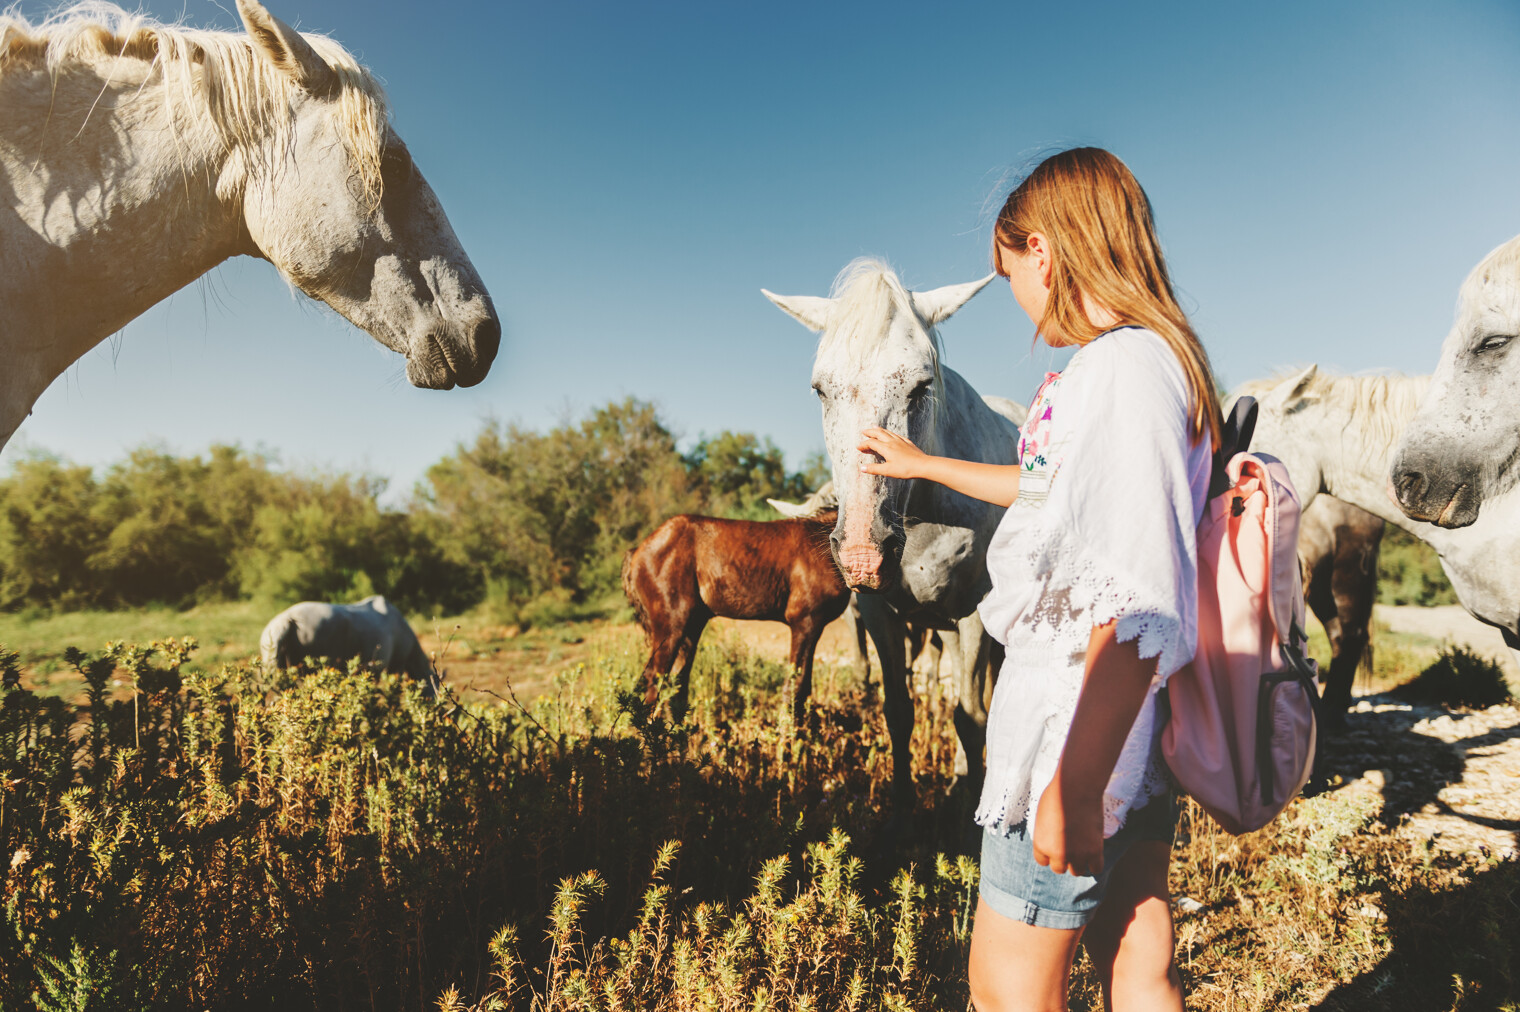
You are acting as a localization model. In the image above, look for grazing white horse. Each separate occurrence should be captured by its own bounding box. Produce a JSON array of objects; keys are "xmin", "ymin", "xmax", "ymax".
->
[
  {"xmin": 0, "ymin": 1, "xmax": 499, "ymax": 452},
  {"xmin": 1237, "ymin": 368, "xmax": 1520, "ymax": 659},
  {"xmin": 260, "ymin": 595, "xmax": 434, "ymax": 683},
  {"xmin": 765, "ymin": 259, "xmax": 1019, "ymax": 818},
  {"xmin": 1391, "ymin": 234, "xmax": 1520, "ymax": 528}
]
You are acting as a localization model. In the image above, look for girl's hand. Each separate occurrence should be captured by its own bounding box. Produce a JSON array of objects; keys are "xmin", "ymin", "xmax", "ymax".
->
[
  {"xmin": 858, "ymin": 427, "xmax": 930, "ymax": 480},
  {"xmin": 1032, "ymin": 771, "xmax": 1104, "ymax": 877}
]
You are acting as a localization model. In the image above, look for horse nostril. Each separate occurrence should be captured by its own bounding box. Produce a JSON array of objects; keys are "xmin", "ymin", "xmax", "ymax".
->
[
  {"xmin": 472, "ymin": 315, "xmax": 501, "ymax": 361},
  {"xmin": 1395, "ymin": 471, "xmax": 1425, "ymax": 504}
]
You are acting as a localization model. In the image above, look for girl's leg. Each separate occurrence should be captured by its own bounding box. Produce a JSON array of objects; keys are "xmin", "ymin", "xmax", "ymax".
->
[
  {"xmin": 968, "ymin": 897, "xmax": 1084, "ymax": 1012},
  {"xmin": 1079, "ymin": 840, "xmax": 1182, "ymax": 1012}
]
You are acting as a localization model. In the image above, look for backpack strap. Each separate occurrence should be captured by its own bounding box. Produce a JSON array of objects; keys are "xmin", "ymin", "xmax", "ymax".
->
[{"xmin": 1210, "ymin": 396, "xmax": 1258, "ymax": 498}]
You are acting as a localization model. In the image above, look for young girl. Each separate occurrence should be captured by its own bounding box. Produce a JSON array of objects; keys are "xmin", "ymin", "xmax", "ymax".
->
[{"xmin": 858, "ymin": 147, "xmax": 1219, "ymax": 1012}]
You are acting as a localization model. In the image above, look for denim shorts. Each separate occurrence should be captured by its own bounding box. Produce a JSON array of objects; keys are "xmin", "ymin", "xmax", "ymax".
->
[{"xmin": 979, "ymin": 792, "xmax": 1177, "ymax": 930}]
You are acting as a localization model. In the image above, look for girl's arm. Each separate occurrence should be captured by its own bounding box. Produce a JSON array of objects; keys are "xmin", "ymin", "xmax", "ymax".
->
[
  {"xmin": 1032, "ymin": 620, "xmax": 1158, "ymax": 877},
  {"xmin": 856, "ymin": 427, "xmax": 1020, "ymax": 507}
]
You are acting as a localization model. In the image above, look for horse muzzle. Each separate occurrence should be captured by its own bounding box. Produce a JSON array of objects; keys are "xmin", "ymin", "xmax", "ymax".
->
[
  {"xmin": 1390, "ymin": 459, "xmax": 1482, "ymax": 529},
  {"xmin": 831, "ymin": 530, "xmax": 902, "ymax": 593},
  {"xmin": 406, "ymin": 315, "xmax": 500, "ymax": 390}
]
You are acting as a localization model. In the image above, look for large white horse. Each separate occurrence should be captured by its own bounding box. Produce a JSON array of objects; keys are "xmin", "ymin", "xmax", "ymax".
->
[
  {"xmin": 764, "ymin": 260, "xmax": 1018, "ymax": 819},
  {"xmin": 0, "ymin": 1, "xmax": 498, "ymax": 451},
  {"xmin": 1238, "ymin": 368, "xmax": 1520, "ymax": 658},
  {"xmin": 1391, "ymin": 235, "xmax": 1520, "ymax": 528}
]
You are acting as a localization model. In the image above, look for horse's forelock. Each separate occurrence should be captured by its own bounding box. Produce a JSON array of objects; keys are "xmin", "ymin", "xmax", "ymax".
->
[
  {"xmin": 821, "ymin": 258, "xmax": 947, "ymax": 419},
  {"xmin": 0, "ymin": 1, "xmax": 389, "ymax": 202}
]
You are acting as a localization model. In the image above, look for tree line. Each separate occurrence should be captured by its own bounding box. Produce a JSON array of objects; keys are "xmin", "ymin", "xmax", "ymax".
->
[{"xmin": 0, "ymin": 399, "xmax": 828, "ymax": 623}]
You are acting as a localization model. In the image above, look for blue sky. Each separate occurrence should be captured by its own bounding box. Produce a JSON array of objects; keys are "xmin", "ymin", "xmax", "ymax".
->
[{"xmin": 4, "ymin": 0, "xmax": 1519, "ymax": 501}]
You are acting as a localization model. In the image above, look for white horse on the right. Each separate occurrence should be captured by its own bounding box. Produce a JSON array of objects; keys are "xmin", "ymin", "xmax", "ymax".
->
[
  {"xmin": 1391, "ymin": 234, "xmax": 1520, "ymax": 529},
  {"xmin": 1237, "ymin": 363, "xmax": 1520, "ymax": 663}
]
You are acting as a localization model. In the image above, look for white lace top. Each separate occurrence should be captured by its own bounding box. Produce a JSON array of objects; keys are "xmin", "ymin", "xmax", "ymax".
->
[{"xmin": 976, "ymin": 328, "xmax": 1211, "ymax": 837}]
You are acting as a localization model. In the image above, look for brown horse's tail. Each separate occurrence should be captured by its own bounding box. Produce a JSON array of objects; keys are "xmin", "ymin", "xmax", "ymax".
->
[{"xmin": 621, "ymin": 547, "xmax": 651, "ymax": 636}]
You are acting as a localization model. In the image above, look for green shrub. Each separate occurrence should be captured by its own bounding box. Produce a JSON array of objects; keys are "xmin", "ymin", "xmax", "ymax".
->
[
  {"xmin": 1391, "ymin": 645, "xmax": 1514, "ymax": 708},
  {"xmin": 1377, "ymin": 527, "xmax": 1458, "ymax": 607},
  {"xmin": 0, "ymin": 634, "xmax": 972, "ymax": 1009}
]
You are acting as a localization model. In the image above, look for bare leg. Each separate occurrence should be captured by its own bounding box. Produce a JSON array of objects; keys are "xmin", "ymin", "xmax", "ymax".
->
[
  {"xmin": 968, "ymin": 898, "xmax": 1083, "ymax": 1012},
  {"xmin": 1080, "ymin": 841, "xmax": 1183, "ymax": 1012}
]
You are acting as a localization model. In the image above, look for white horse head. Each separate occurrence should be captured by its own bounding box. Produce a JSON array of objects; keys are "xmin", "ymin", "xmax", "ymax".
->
[
  {"xmin": 763, "ymin": 259, "xmax": 991, "ymax": 591},
  {"xmin": 0, "ymin": 1, "xmax": 498, "ymax": 448},
  {"xmin": 1391, "ymin": 235, "xmax": 1520, "ymax": 528},
  {"xmin": 228, "ymin": 0, "xmax": 498, "ymax": 389}
]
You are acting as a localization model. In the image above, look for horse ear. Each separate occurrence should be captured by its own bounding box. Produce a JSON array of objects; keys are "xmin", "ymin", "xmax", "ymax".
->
[
  {"xmin": 1263, "ymin": 364, "xmax": 1319, "ymax": 411},
  {"xmin": 237, "ymin": 0, "xmax": 338, "ymax": 96},
  {"xmin": 912, "ymin": 275, "xmax": 995, "ymax": 326},
  {"xmin": 762, "ymin": 290, "xmax": 834, "ymax": 332},
  {"xmin": 767, "ymin": 498, "xmax": 812, "ymax": 518}
]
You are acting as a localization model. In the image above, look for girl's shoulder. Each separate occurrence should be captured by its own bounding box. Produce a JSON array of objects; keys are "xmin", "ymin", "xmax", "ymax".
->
[
  {"xmin": 1064, "ymin": 327, "xmax": 1191, "ymax": 419},
  {"xmin": 1071, "ymin": 326, "xmax": 1173, "ymax": 369},
  {"xmin": 1070, "ymin": 327, "xmax": 1185, "ymax": 386}
]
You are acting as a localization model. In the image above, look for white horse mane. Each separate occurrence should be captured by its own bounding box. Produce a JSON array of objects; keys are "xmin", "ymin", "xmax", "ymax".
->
[
  {"xmin": 1238, "ymin": 369, "xmax": 1430, "ymax": 463},
  {"xmin": 0, "ymin": 1, "xmax": 389, "ymax": 198},
  {"xmin": 825, "ymin": 258, "xmax": 947, "ymax": 409}
]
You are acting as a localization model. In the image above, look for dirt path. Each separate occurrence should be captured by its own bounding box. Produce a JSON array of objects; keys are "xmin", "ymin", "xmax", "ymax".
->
[{"xmin": 1319, "ymin": 697, "xmax": 1520, "ymax": 861}]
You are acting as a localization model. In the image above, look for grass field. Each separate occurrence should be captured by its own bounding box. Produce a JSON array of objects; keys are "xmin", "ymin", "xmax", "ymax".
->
[
  {"xmin": 1, "ymin": 606, "xmax": 1516, "ymax": 1009},
  {"xmin": 4, "ymin": 596, "xmax": 1504, "ymax": 703}
]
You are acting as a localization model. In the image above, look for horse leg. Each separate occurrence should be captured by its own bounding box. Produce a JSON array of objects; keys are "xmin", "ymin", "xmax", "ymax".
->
[
  {"xmin": 951, "ymin": 613, "xmax": 991, "ymax": 789},
  {"xmin": 670, "ymin": 610, "xmax": 709, "ymax": 723},
  {"xmin": 844, "ymin": 595, "xmax": 873, "ymax": 695},
  {"xmin": 788, "ymin": 615, "xmax": 823, "ymax": 726},
  {"xmin": 1502, "ymin": 628, "xmax": 1520, "ymax": 685},
  {"xmin": 857, "ymin": 594, "xmax": 912, "ymax": 819},
  {"xmin": 1303, "ymin": 547, "xmax": 1350, "ymax": 730},
  {"xmin": 641, "ymin": 631, "xmax": 681, "ymax": 711}
]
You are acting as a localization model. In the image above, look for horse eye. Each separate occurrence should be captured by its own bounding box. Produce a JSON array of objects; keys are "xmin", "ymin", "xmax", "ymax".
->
[
  {"xmin": 907, "ymin": 378, "xmax": 932, "ymax": 400},
  {"xmin": 1478, "ymin": 334, "xmax": 1514, "ymax": 353},
  {"xmin": 382, "ymin": 145, "xmax": 413, "ymax": 185},
  {"xmin": 810, "ymin": 383, "xmax": 826, "ymax": 400}
]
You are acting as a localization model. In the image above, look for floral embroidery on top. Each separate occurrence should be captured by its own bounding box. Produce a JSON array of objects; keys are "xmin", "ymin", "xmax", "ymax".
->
[{"xmin": 1014, "ymin": 371, "xmax": 1065, "ymax": 509}]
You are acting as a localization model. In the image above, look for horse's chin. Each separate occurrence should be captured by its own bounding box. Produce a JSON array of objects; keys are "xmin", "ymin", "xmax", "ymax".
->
[
  {"xmin": 405, "ymin": 320, "xmax": 499, "ymax": 389},
  {"xmin": 405, "ymin": 354, "xmax": 459, "ymax": 390}
]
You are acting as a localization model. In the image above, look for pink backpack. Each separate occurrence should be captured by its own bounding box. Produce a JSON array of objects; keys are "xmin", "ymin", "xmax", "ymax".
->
[{"xmin": 1161, "ymin": 398, "xmax": 1321, "ymax": 835}]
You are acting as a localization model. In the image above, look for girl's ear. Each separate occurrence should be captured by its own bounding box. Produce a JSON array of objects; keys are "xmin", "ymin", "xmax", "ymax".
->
[{"xmin": 1024, "ymin": 232, "xmax": 1054, "ymax": 289}]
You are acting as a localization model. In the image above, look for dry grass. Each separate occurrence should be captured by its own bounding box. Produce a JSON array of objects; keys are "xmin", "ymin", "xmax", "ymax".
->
[{"xmin": 0, "ymin": 620, "xmax": 1516, "ymax": 1011}]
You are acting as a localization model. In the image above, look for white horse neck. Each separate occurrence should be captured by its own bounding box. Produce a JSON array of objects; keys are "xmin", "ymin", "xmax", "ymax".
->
[
  {"xmin": 0, "ymin": 55, "xmax": 250, "ymax": 443},
  {"xmin": 1307, "ymin": 376, "xmax": 1457, "ymax": 544}
]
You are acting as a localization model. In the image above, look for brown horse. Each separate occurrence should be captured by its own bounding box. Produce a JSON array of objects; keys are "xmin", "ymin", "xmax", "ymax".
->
[
  {"xmin": 622, "ymin": 510, "xmax": 851, "ymax": 721},
  {"xmin": 1299, "ymin": 495, "xmax": 1385, "ymax": 724}
]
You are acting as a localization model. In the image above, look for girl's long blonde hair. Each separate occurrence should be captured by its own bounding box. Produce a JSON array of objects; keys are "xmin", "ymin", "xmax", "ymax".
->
[{"xmin": 993, "ymin": 147, "xmax": 1221, "ymax": 450}]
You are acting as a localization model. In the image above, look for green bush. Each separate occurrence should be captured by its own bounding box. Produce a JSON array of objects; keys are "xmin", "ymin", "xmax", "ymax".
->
[
  {"xmin": 0, "ymin": 635, "xmax": 971, "ymax": 1010},
  {"xmin": 0, "ymin": 400, "xmax": 822, "ymax": 621},
  {"xmin": 1377, "ymin": 526, "xmax": 1458, "ymax": 607},
  {"xmin": 1391, "ymin": 644, "xmax": 1514, "ymax": 708}
]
